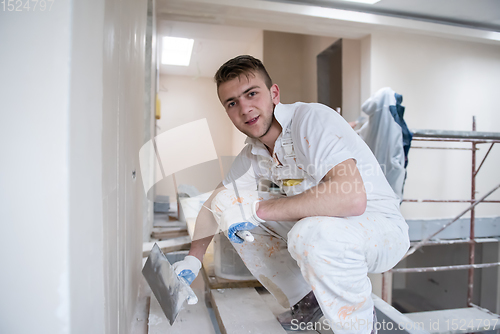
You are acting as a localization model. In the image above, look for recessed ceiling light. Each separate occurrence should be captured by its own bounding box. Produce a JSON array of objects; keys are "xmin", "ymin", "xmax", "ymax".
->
[
  {"xmin": 341, "ymin": 0, "xmax": 380, "ymax": 4},
  {"xmin": 162, "ymin": 37, "xmax": 194, "ymax": 66}
]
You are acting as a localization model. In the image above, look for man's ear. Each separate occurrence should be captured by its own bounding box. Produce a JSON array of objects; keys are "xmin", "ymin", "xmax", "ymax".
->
[{"xmin": 270, "ymin": 84, "xmax": 280, "ymax": 105}]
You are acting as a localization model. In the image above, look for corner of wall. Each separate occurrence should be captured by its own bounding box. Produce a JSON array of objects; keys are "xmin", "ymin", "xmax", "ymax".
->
[
  {"xmin": 360, "ymin": 34, "xmax": 372, "ymax": 104},
  {"xmin": 342, "ymin": 39, "xmax": 362, "ymax": 121}
]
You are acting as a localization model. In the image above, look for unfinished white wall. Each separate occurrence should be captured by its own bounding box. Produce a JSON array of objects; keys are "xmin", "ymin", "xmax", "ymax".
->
[
  {"xmin": 70, "ymin": 1, "xmax": 107, "ymax": 333},
  {"xmin": 263, "ymin": 31, "xmax": 362, "ymax": 121},
  {"xmin": 155, "ymin": 75, "xmax": 235, "ymax": 199},
  {"xmin": 264, "ymin": 32, "xmax": 304, "ymax": 103},
  {"xmin": 263, "ymin": 31, "xmax": 337, "ymax": 104},
  {"xmin": 101, "ymin": 0, "xmax": 148, "ymax": 333},
  {"xmin": 0, "ymin": 0, "xmax": 149, "ymax": 333},
  {"xmin": 0, "ymin": 4, "xmax": 73, "ymax": 333},
  {"xmin": 369, "ymin": 32, "xmax": 500, "ymax": 219}
]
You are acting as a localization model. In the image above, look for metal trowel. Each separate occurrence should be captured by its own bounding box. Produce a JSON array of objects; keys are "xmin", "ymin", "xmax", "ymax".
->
[{"xmin": 142, "ymin": 243, "xmax": 198, "ymax": 325}]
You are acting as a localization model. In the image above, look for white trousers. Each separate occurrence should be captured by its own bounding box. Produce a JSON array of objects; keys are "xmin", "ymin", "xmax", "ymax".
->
[{"xmin": 212, "ymin": 189, "xmax": 410, "ymax": 334}]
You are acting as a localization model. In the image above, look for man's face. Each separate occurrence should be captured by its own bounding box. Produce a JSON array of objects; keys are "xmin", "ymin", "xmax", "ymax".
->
[{"xmin": 218, "ymin": 72, "xmax": 280, "ymax": 140}]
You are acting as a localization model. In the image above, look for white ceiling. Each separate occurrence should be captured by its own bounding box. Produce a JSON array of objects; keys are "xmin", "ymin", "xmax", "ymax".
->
[
  {"xmin": 268, "ymin": 0, "xmax": 500, "ymax": 31},
  {"xmin": 158, "ymin": 21, "xmax": 262, "ymax": 78},
  {"xmin": 157, "ymin": 0, "xmax": 500, "ymax": 78}
]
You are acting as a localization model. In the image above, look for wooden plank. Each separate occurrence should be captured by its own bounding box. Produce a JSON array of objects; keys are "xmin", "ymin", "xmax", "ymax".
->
[
  {"xmin": 210, "ymin": 288, "xmax": 287, "ymax": 334},
  {"xmin": 143, "ymin": 236, "xmax": 191, "ymax": 257},
  {"xmin": 153, "ymin": 220, "xmax": 187, "ymax": 229},
  {"xmin": 153, "ymin": 213, "xmax": 184, "ymax": 227},
  {"xmin": 151, "ymin": 226, "xmax": 188, "ymax": 239},
  {"xmin": 151, "ymin": 230, "xmax": 189, "ymax": 239},
  {"xmin": 405, "ymin": 307, "xmax": 500, "ymax": 334}
]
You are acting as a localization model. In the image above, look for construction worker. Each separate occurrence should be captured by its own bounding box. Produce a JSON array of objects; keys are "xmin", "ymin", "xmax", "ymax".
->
[{"xmin": 172, "ymin": 55, "xmax": 410, "ymax": 334}]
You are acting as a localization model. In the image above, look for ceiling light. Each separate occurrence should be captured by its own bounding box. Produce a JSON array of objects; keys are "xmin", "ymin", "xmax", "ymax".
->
[
  {"xmin": 340, "ymin": 0, "xmax": 380, "ymax": 4},
  {"xmin": 162, "ymin": 37, "xmax": 194, "ymax": 66}
]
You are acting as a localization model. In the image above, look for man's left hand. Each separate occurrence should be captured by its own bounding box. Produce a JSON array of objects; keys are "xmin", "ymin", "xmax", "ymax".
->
[{"xmin": 219, "ymin": 201, "xmax": 264, "ymax": 243}]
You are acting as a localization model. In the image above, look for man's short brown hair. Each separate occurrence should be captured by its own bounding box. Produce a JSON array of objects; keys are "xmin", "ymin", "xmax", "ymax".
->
[{"xmin": 214, "ymin": 55, "xmax": 273, "ymax": 89}]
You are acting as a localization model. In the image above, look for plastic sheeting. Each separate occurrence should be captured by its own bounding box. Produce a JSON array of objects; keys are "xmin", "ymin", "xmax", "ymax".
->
[{"xmin": 358, "ymin": 87, "xmax": 412, "ymax": 200}]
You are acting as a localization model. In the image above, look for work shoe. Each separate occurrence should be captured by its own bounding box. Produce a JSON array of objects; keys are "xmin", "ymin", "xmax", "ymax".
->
[{"xmin": 277, "ymin": 291, "xmax": 323, "ymax": 330}]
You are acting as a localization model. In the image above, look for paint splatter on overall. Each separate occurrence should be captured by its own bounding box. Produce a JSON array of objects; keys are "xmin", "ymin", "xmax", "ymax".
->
[{"xmin": 212, "ymin": 188, "xmax": 409, "ymax": 334}]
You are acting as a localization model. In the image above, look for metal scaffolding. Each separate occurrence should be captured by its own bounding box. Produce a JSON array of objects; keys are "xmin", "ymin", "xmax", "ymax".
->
[{"xmin": 382, "ymin": 117, "xmax": 500, "ymax": 308}]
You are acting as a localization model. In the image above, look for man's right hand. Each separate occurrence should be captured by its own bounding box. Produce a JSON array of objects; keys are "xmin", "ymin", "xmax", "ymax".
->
[{"xmin": 172, "ymin": 255, "xmax": 202, "ymax": 285}]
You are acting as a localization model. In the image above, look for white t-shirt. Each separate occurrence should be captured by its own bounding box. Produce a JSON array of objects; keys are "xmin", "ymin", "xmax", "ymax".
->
[{"xmin": 223, "ymin": 102, "xmax": 403, "ymax": 218}]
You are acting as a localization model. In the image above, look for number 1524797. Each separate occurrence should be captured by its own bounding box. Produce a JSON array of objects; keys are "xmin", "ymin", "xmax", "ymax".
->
[{"xmin": 2, "ymin": 0, "xmax": 55, "ymax": 11}]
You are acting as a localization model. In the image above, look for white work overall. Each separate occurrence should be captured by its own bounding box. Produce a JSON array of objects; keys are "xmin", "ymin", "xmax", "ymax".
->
[{"xmin": 212, "ymin": 124, "xmax": 410, "ymax": 334}]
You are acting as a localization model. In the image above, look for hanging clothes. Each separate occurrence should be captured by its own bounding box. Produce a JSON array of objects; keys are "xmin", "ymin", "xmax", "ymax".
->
[
  {"xmin": 358, "ymin": 87, "xmax": 412, "ymax": 201},
  {"xmin": 389, "ymin": 93, "xmax": 413, "ymax": 168}
]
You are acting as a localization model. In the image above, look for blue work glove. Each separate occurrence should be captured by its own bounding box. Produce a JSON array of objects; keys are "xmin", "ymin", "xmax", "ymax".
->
[
  {"xmin": 172, "ymin": 255, "xmax": 202, "ymax": 285},
  {"xmin": 220, "ymin": 201, "xmax": 264, "ymax": 244}
]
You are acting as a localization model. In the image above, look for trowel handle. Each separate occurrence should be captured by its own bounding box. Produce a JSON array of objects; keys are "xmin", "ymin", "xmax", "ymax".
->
[
  {"xmin": 236, "ymin": 230, "xmax": 254, "ymax": 242},
  {"xmin": 186, "ymin": 286, "xmax": 198, "ymax": 305},
  {"xmin": 180, "ymin": 279, "xmax": 199, "ymax": 305}
]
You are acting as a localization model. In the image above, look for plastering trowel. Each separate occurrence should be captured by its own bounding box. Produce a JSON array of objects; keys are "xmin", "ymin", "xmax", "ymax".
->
[{"xmin": 142, "ymin": 243, "xmax": 198, "ymax": 325}]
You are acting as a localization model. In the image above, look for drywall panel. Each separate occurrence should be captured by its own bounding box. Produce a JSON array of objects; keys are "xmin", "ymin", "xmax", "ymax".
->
[
  {"xmin": 101, "ymin": 0, "xmax": 148, "ymax": 333},
  {"xmin": 369, "ymin": 31, "xmax": 500, "ymax": 219},
  {"xmin": 0, "ymin": 4, "xmax": 72, "ymax": 334},
  {"xmin": 0, "ymin": 0, "xmax": 149, "ymax": 333}
]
